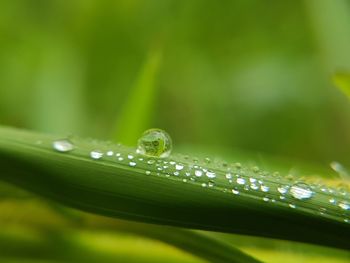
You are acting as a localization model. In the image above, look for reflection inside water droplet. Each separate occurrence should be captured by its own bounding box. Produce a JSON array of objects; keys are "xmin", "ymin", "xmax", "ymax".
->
[{"xmin": 137, "ymin": 128, "xmax": 172, "ymax": 158}]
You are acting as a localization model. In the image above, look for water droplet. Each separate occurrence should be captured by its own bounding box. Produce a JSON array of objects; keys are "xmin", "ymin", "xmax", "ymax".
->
[
  {"xmin": 118, "ymin": 157, "xmax": 124, "ymax": 161},
  {"xmin": 232, "ymin": 188, "xmax": 240, "ymax": 195},
  {"xmin": 175, "ymin": 164, "xmax": 184, "ymax": 170},
  {"xmin": 236, "ymin": 177, "xmax": 246, "ymax": 185},
  {"xmin": 195, "ymin": 170, "xmax": 203, "ymax": 177},
  {"xmin": 128, "ymin": 154, "xmax": 134, "ymax": 160},
  {"xmin": 260, "ymin": 185, "xmax": 270, "ymax": 192},
  {"xmin": 263, "ymin": 197, "xmax": 269, "ymax": 202},
  {"xmin": 137, "ymin": 128, "xmax": 172, "ymax": 158},
  {"xmin": 145, "ymin": 171, "xmax": 151, "ymax": 175},
  {"xmin": 225, "ymin": 173, "xmax": 232, "ymax": 179},
  {"xmin": 116, "ymin": 153, "xmax": 121, "ymax": 157},
  {"xmin": 129, "ymin": 161, "xmax": 137, "ymax": 167},
  {"xmin": 208, "ymin": 180, "xmax": 215, "ymax": 187},
  {"xmin": 338, "ymin": 201, "xmax": 350, "ymax": 210},
  {"xmin": 201, "ymin": 183, "xmax": 207, "ymax": 188},
  {"xmin": 277, "ymin": 185, "xmax": 289, "ymax": 194},
  {"xmin": 290, "ymin": 183, "xmax": 314, "ymax": 200},
  {"xmin": 147, "ymin": 159, "xmax": 155, "ymax": 165},
  {"xmin": 173, "ymin": 171, "xmax": 180, "ymax": 176},
  {"xmin": 206, "ymin": 171, "xmax": 216, "ymax": 178},
  {"xmin": 204, "ymin": 157, "xmax": 211, "ymax": 164},
  {"xmin": 234, "ymin": 163, "xmax": 242, "ymax": 169},
  {"xmin": 249, "ymin": 178, "xmax": 257, "ymax": 183},
  {"xmin": 289, "ymin": 204, "xmax": 296, "ymax": 209},
  {"xmin": 53, "ymin": 139, "xmax": 74, "ymax": 152},
  {"xmin": 90, "ymin": 150, "xmax": 103, "ymax": 160},
  {"xmin": 252, "ymin": 166, "xmax": 260, "ymax": 173},
  {"xmin": 329, "ymin": 198, "xmax": 336, "ymax": 204},
  {"xmin": 250, "ymin": 184, "xmax": 259, "ymax": 190},
  {"xmin": 106, "ymin": 151, "xmax": 114, "ymax": 156}
]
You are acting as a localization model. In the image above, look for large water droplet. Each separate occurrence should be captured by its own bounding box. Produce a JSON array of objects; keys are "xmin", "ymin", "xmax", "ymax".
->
[
  {"xmin": 137, "ymin": 128, "xmax": 172, "ymax": 158},
  {"xmin": 290, "ymin": 183, "xmax": 314, "ymax": 200},
  {"xmin": 53, "ymin": 139, "xmax": 74, "ymax": 152},
  {"xmin": 90, "ymin": 150, "xmax": 103, "ymax": 160}
]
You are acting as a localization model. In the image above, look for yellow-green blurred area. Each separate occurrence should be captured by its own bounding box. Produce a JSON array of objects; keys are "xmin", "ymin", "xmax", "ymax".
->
[{"xmin": 1, "ymin": 0, "xmax": 350, "ymax": 262}]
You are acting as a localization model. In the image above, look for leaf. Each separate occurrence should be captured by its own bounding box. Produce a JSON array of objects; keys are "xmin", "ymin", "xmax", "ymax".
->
[
  {"xmin": 114, "ymin": 49, "xmax": 162, "ymax": 145},
  {"xmin": 0, "ymin": 125, "xmax": 349, "ymax": 251},
  {"xmin": 0, "ymin": 198, "xmax": 262, "ymax": 263}
]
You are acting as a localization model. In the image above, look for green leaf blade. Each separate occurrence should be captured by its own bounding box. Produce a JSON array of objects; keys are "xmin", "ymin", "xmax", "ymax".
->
[{"xmin": 0, "ymin": 126, "xmax": 349, "ymax": 250}]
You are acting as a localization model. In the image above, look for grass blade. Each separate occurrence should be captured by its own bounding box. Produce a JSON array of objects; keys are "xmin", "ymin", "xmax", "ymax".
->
[
  {"xmin": 114, "ymin": 50, "xmax": 162, "ymax": 145},
  {"xmin": 0, "ymin": 126, "xmax": 349, "ymax": 250}
]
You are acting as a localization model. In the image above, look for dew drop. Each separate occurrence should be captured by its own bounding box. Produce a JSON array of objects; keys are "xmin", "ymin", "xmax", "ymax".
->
[
  {"xmin": 249, "ymin": 178, "xmax": 257, "ymax": 183},
  {"xmin": 329, "ymin": 198, "xmax": 336, "ymax": 204},
  {"xmin": 338, "ymin": 201, "xmax": 350, "ymax": 210},
  {"xmin": 225, "ymin": 173, "xmax": 232, "ymax": 179},
  {"xmin": 175, "ymin": 164, "xmax": 184, "ymax": 170},
  {"xmin": 201, "ymin": 183, "xmax": 207, "ymax": 188},
  {"xmin": 118, "ymin": 157, "xmax": 124, "ymax": 161},
  {"xmin": 147, "ymin": 159, "xmax": 155, "ymax": 165},
  {"xmin": 260, "ymin": 185, "xmax": 270, "ymax": 192},
  {"xmin": 236, "ymin": 177, "xmax": 246, "ymax": 185},
  {"xmin": 53, "ymin": 139, "xmax": 74, "ymax": 152},
  {"xmin": 206, "ymin": 171, "xmax": 216, "ymax": 178},
  {"xmin": 204, "ymin": 157, "xmax": 211, "ymax": 164},
  {"xmin": 129, "ymin": 161, "xmax": 137, "ymax": 167},
  {"xmin": 137, "ymin": 128, "xmax": 172, "ymax": 158},
  {"xmin": 250, "ymin": 184, "xmax": 259, "ymax": 190},
  {"xmin": 289, "ymin": 204, "xmax": 296, "ymax": 209},
  {"xmin": 252, "ymin": 166, "xmax": 260, "ymax": 173},
  {"xmin": 232, "ymin": 188, "xmax": 240, "ymax": 195},
  {"xmin": 145, "ymin": 171, "xmax": 151, "ymax": 175},
  {"xmin": 90, "ymin": 150, "xmax": 103, "ymax": 160},
  {"xmin": 106, "ymin": 150, "xmax": 114, "ymax": 156},
  {"xmin": 277, "ymin": 185, "xmax": 289, "ymax": 194},
  {"xmin": 128, "ymin": 154, "xmax": 134, "ymax": 160},
  {"xmin": 263, "ymin": 197, "xmax": 269, "ymax": 202},
  {"xmin": 290, "ymin": 183, "xmax": 314, "ymax": 200},
  {"xmin": 195, "ymin": 170, "xmax": 203, "ymax": 177}
]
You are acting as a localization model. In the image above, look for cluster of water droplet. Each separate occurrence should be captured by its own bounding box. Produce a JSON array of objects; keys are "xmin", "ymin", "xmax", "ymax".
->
[{"xmin": 51, "ymin": 129, "xmax": 350, "ymax": 224}]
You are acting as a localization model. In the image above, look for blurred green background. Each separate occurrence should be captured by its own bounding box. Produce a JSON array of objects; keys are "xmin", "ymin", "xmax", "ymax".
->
[
  {"xmin": 1, "ymin": 0, "xmax": 350, "ymax": 166},
  {"xmin": 1, "ymin": 1, "xmax": 350, "ymax": 262}
]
